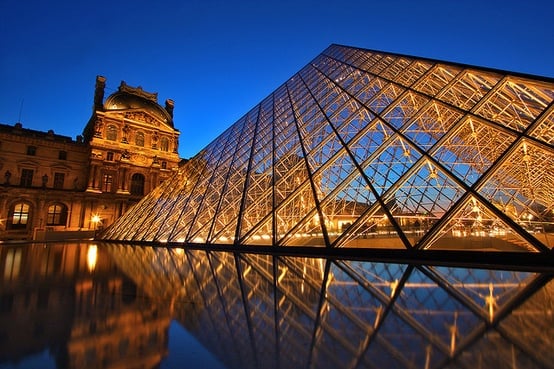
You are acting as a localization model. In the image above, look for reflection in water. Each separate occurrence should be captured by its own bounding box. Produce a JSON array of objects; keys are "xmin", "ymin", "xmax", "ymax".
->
[
  {"xmin": 86, "ymin": 244, "xmax": 98, "ymax": 272},
  {"xmin": 0, "ymin": 242, "xmax": 552, "ymax": 369},
  {"xmin": 0, "ymin": 242, "xmax": 170, "ymax": 369}
]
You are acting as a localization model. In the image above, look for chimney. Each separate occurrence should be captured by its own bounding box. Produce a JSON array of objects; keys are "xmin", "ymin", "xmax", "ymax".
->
[
  {"xmin": 165, "ymin": 99, "xmax": 175, "ymax": 118},
  {"xmin": 94, "ymin": 76, "xmax": 106, "ymax": 110}
]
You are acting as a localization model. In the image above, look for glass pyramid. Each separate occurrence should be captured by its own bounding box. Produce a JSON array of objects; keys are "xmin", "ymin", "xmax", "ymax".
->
[{"xmin": 101, "ymin": 44, "xmax": 554, "ymax": 252}]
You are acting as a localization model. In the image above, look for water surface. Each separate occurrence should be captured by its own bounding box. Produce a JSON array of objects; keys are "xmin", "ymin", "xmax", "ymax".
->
[{"xmin": 0, "ymin": 242, "xmax": 552, "ymax": 368}]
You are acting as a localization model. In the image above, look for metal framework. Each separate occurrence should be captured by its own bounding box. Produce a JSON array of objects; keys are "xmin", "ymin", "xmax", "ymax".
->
[
  {"xmin": 106, "ymin": 243, "xmax": 554, "ymax": 369},
  {"xmin": 101, "ymin": 44, "xmax": 554, "ymax": 252}
]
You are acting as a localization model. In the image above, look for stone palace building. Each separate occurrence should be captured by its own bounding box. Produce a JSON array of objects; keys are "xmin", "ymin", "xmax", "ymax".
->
[{"xmin": 0, "ymin": 76, "xmax": 183, "ymax": 241}]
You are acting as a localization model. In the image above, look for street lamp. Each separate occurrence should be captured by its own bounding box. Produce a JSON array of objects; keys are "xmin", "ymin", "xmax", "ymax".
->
[{"xmin": 91, "ymin": 214, "xmax": 101, "ymax": 239}]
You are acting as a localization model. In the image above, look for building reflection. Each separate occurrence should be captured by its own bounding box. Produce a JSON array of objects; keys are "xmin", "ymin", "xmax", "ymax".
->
[
  {"xmin": 0, "ymin": 242, "xmax": 552, "ymax": 369},
  {"xmin": 0, "ymin": 243, "xmax": 171, "ymax": 368}
]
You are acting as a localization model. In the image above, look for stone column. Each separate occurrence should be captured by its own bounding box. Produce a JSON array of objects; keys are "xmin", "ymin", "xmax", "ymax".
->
[
  {"xmin": 117, "ymin": 167, "xmax": 129, "ymax": 194},
  {"xmin": 86, "ymin": 165, "xmax": 101, "ymax": 193}
]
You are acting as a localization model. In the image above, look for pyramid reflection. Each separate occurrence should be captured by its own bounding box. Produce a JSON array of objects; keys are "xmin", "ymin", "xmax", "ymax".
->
[{"xmin": 107, "ymin": 243, "xmax": 554, "ymax": 369}]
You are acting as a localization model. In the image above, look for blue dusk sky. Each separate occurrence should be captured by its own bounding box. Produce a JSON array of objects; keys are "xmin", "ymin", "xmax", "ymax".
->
[{"xmin": 1, "ymin": 0, "xmax": 553, "ymax": 159}]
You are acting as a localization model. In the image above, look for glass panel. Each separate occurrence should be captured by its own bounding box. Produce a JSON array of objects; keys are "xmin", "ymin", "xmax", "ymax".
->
[{"xmin": 424, "ymin": 196, "xmax": 540, "ymax": 251}]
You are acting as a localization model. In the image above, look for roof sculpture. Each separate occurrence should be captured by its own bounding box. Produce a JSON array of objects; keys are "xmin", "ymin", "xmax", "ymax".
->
[{"xmin": 100, "ymin": 44, "xmax": 554, "ymax": 252}]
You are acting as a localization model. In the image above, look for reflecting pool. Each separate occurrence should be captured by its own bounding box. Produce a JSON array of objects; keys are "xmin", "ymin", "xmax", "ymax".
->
[{"xmin": 0, "ymin": 242, "xmax": 552, "ymax": 368}]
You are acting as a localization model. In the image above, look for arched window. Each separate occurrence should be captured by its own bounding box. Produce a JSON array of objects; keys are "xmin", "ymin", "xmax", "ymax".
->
[
  {"xmin": 130, "ymin": 173, "xmax": 145, "ymax": 196},
  {"xmin": 8, "ymin": 202, "xmax": 30, "ymax": 230},
  {"xmin": 135, "ymin": 131, "xmax": 145, "ymax": 147},
  {"xmin": 106, "ymin": 125, "xmax": 118, "ymax": 141},
  {"xmin": 47, "ymin": 203, "xmax": 68, "ymax": 226},
  {"xmin": 160, "ymin": 137, "xmax": 169, "ymax": 152}
]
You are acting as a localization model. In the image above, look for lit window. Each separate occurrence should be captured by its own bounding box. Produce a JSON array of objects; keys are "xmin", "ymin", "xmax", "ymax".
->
[
  {"xmin": 47, "ymin": 203, "xmax": 68, "ymax": 226},
  {"xmin": 106, "ymin": 125, "xmax": 117, "ymax": 141},
  {"xmin": 9, "ymin": 203, "xmax": 30, "ymax": 229},
  {"xmin": 135, "ymin": 132, "xmax": 145, "ymax": 147}
]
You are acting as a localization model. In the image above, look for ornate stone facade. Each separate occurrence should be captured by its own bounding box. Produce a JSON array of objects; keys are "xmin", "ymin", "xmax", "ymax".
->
[{"xmin": 0, "ymin": 76, "xmax": 182, "ymax": 240}]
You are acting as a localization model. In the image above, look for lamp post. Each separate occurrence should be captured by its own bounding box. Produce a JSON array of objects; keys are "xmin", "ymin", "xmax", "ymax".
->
[{"xmin": 91, "ymin": 214, "xmax": 101, "ymax": 239}]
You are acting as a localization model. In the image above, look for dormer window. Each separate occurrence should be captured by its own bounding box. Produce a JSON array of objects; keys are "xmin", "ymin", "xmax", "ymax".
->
[{"xmin": 27, "ymin": 146, "xmax": 36, "ymax": 155}]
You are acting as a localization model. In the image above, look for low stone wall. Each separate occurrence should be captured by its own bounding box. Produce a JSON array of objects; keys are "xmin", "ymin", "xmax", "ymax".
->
[{"xmin": 33, "ymin": 229, "xmax": 95, "ymax": 241}]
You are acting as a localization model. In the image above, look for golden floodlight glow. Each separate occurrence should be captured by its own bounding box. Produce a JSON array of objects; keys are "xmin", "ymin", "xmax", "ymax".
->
[
  {"xmin": 87, "ymin": 244, "xmax": 98, "ymax": 272},
  {"xmin": 91, "ymin": 214, "xmax": 101, "ymax": 227}
]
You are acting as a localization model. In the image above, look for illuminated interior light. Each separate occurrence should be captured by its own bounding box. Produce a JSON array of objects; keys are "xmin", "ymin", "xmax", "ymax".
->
[
  {"xmin": 399, "ymin": 139, "xmax": 410, "ymax": 157},
  {"xmin": 469, "ymin": 120, "xmax": 477, "ymax": 137},
  {"xmin": 427, "ymin": 161, "xmax": 437, "ymax": 179},
  {"xmin": 522, "ymin": 142, "xmax": 530, "ymax": 162},
  {"xmin": 374, "ymin": 306, "xmax": 383, "ymax": 328},
  {"xmin": 277, "ymin": 267, "xmax": 288, "ymax": 283},
  {"xmin": 390, "ymin": 279, "xmax": 398, "ymax": 297},
  {"xmin": 450, "ymin": 312, "xmax": 458, "ymax": 354},
  {"xmin": 485, "ymin": 283, "xmax": 496, "ymax": 322},
  {"xmin": 471, "ymin": 198, "xmax": 480, "ymax": 213},
  {"xmin": 424, "ymin": 345, "xmax": 432, "ymax": 369}
]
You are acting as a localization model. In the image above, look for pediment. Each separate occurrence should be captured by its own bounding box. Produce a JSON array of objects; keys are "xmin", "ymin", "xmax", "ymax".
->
[
  {"xmin": 50, "ymin": 163, "xmax": 73, "ymax": 171},
  {"xmin": 17, "ymin": 159, "xmax": 40, "ymax": 168},
  {"xmin": 104, "ymin": 109, "xmax": 175, "ymax": 132}
]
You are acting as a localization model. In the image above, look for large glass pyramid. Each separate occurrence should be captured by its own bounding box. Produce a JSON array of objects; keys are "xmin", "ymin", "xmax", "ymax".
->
[{"xmin": 101, "ymin": 44, "xmax": 554, "ymax": 252}]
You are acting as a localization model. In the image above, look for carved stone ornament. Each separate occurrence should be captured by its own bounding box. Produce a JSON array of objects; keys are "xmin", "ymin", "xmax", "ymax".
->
[
  {"xmin": 131, "ymin": 153, "xmax": 148, "ymax": 165},
  {"xmin": 94, "ymin": 118, "xmax": 104, "ymax": 136},
  {"xmin": 125, "ymin": 111, "xmax": 158, "ymax": 125}
]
